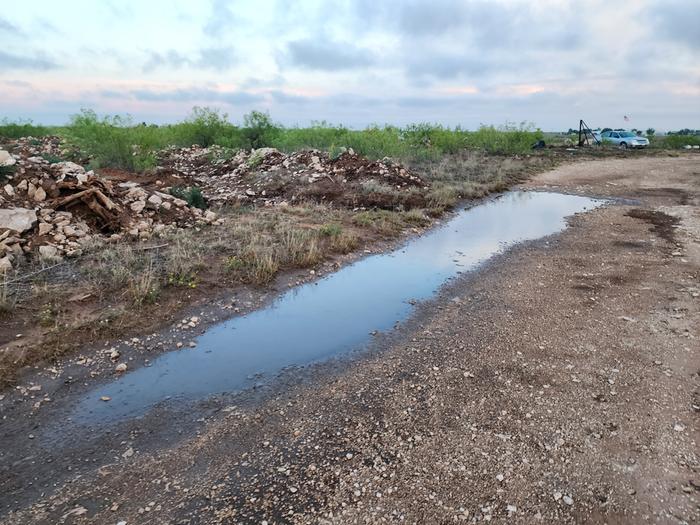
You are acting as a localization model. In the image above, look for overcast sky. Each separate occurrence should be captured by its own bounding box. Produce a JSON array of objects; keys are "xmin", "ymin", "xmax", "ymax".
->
[{"xmin": 1, "ymin": 0, "xmax": 698, "ymax": 130}]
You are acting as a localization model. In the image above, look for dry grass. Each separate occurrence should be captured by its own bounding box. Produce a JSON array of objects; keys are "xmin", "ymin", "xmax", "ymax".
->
[
  {"xmin": 0, "ymin": 275, "xmax": 15, "ymax": 315},
  {"xmin": 128, "ymin": 257, "xmax": 160, "ymax": 305}
]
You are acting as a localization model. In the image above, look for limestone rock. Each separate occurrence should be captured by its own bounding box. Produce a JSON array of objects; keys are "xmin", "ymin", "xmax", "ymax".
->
[
  {"xmin": 0, "ymin": 208, "xmax": 37, "ymax": 233},
  {"xmin": 38, "ymin": 245, "xmax": 60, "ymax": 259},
  {"xmin": 0, "ymin": 256, "xmax": 12, "ymax": 272},
  {"xmin": 0, "ymin": 150, "xmax": 16, "ymax": 167},
  {"xmin": 34, "ymin": 186, "xmax": 47, "ymax": 202}
]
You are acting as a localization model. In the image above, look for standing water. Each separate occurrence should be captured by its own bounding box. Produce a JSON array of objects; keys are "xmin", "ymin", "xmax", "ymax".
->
[{"xmin": 75, "ymin": 191, "xmax": 602, "ymax": 423}]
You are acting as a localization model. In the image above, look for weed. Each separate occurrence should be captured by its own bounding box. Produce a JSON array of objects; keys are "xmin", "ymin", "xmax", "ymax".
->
[
  {"xmin": 37, "ymin": 303, "xmax": 56, "ymax": 327},
  {"xmin": 402, "ymin": 209, "xmax": 430, "ymax": 226},
  {"xmin": 319, "ymin": 223, "xmax": 343, "ymax": 237},
  {"xmin": 41, "ymin": 153, "xmax": 62, "ymax": 164},
  {"xmin": 224, "ymin": 255, "xmax": 245, "ymax": 273},
  {"xmin": 427, "ymin": 185, "xmax": 459, "ymax": 208},
  {"xmin": 242, "ymin": 248, "xmax": 280, "ymax": 284},
  {"xmin": 128, "ymin": 258, "xmax": 160, "ymax": 305},
  {"xmin": 329, "ymin": 231, "xmax": 359, "ymax": 253},
  {"xmin": 281, "ymin": 228, "xmax": 322, "ymax": 267},
  {"xmin": 352, "ymin": 210, "xmax": 405, "ymax": 236}
]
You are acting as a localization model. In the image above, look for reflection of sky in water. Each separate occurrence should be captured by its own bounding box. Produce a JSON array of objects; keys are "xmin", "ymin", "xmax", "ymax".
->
[{"xmin": 74, "ymin": 191, "xmax": 601, "ymax": 424}]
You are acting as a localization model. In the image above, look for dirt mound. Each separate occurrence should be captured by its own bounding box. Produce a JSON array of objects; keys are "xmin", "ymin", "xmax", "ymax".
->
[
  {"xmin": 157, "ymin": 146, "xmax": 427, "ymax": 208},
  {"xmin": 0, "ymin": 138, "xmax": 219, "ymax": 272}
]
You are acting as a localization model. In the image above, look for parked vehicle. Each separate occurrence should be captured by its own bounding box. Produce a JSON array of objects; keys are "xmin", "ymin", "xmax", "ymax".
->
[{"xmin": 600, "ymin": 131, "xmax": 649, "ymax": 148}]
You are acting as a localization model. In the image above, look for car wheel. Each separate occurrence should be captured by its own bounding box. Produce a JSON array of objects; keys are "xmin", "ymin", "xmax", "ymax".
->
[{"xmin": 619, "ymin": 142, "xmax": 627, "ymax": 149}]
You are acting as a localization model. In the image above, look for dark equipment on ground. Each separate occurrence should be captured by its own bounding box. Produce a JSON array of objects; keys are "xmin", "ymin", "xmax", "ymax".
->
[{"xmin": 578, "ymin": 119, "xmax": 601, "ymax": 147}]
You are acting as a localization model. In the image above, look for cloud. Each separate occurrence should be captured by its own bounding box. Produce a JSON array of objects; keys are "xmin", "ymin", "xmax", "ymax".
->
[
  {"xmin": 269, "ymin": 90, "xmax": 311, "ymax": 105},
  {"xmin": 143, "ymin": 46, "xmax": 236, "ymax": 72},
  {"xmin": 3, "ymin": 79, "xmax": 33, "ymax": 88},
  {"xmin": 101, "ymin": 87, "xmax": 264, "ymax": 106},
  {"xmin": 282, "ymin": 38, "xmax": 375, "ymax": 71},
  {"xmin": 204, "ymin": 0, "xmax": 237, "ymax": 37},
  {"xmin": 403, "ymin": 51, "xmax": 495, "ymax": 80},
  {"xmin": 0, "ymin": 50, "xmax": 58, "ymax": 70},
  {"xmin": 651, "ymin": 0, "xmax": 700, "ymax": 50},
  {"xmin": 0, "ymin": 16, "xmax": 23, "ymax": 35}
]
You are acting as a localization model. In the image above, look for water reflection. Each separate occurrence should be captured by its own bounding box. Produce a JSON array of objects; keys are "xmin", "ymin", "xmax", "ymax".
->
[{"xmin": 74, "ymin": 191, "xmax": 601, "ymax": 423}]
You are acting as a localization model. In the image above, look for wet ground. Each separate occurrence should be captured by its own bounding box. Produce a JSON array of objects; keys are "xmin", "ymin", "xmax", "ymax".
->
[{"xmin": 1, "ymin": 155, "xmax": 699, "ymax": 524}]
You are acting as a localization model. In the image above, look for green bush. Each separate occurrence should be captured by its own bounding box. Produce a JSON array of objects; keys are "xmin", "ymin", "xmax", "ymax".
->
[
  {"xmin": 66, "ymin": 109, "xmax": 144, "ymax": 171},
  {"xmin": 661, "ymin": 135, "xmax": 700, "ymax": 148},
  {"xmin": 169, "ymin": 186, "xmax": 207, "ymax": 209},
  {"xmin": 171, "ymin": 106, "xmax": 242, "ymax": 148},
  {"xmin": 242, "ymin": 111, "xmax": 280, "ymax": 149}
]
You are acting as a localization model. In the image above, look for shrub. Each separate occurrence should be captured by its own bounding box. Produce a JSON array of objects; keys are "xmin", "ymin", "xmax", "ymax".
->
[
  {"xmin": 171, "ymin": 106, "xmax": 241, "ymax": 148},
  {"xmin": 169, "ymin": 186, "xmax": 207, "ymax": 209},
  {"xmin": 661, "ymin": 135, "xmax": 700, "ymax": 148},
  {"xmin": 242, "ymin": 111, "xmax": 280, "ymax": 149},
  {"xmin": 0, "ymin": 165, "xmax": 15, "ymax": 183},
  {"xmin": 66, "ymin": 109, "xmax": 142, "ymax": 171}
]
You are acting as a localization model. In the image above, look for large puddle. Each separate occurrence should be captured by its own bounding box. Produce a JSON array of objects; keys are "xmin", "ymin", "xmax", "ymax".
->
[{"xmin": 74, "ymin": 191, "xmax": 602, "ymax": 424}]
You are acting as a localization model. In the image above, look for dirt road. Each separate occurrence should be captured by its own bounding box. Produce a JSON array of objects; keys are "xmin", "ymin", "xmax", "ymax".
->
[{"xmin": 2, "ymin": 155, "xmax": 698, "ymax": 524}]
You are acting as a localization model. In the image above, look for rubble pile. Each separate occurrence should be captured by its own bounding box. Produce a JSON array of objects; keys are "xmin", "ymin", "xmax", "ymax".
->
[
  {"xmin": 0, "ymin": 138, "xmax": 219, "ymax": 272},
  {"xmin": 157, "ymin": 146, "xmax": 427, "ymax": 208}
]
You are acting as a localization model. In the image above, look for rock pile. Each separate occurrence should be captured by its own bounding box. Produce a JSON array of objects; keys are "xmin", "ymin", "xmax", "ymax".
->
[
  {"xmin": 157, "ymin": 146, "xmax": 427, "ymax": 208},
  {"xmin": 0, "ymin": 138, "xmax": 219, "ymax": 272}
]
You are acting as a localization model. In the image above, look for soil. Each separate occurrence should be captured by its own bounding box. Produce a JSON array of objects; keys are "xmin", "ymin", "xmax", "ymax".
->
[{"xmin": 1, "ymin": 154, "xmax": 698, "ymax": 524}]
